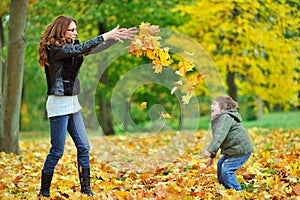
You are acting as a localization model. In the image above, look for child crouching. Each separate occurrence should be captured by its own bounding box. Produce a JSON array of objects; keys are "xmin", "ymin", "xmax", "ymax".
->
[{"xmin": 202, "ymin": 95, "xmax": 253, "ymax": 191}]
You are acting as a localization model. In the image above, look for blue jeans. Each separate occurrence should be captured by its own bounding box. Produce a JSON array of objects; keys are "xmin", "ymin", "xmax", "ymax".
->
[
  {"xmin": 42, "ymin": 111, "xmax": 91, "ymax": 174},
  {"xmin": 217, "ymin": 152, "xmax": 251, "ymax": 191}
]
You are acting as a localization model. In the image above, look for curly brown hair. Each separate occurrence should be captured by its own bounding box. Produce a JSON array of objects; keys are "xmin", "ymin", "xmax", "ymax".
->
[
  {"xmin": 38, "ymin": 15, "xmax": 77, "ymax": 67},
  {"xmin": 214, "ymin": 95, "xmax": 239, "ymax": 110}
]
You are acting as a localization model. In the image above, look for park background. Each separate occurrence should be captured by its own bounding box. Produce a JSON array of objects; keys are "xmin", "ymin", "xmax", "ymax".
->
[{"xmin": 0, "ymin": 0, "xmax": 299, "ymax": 199}]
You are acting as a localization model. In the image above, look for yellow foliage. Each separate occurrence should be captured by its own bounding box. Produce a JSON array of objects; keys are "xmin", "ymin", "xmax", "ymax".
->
[{"xmin": 175, "ymin": 0, "xmax": 299, "ymax": 110}]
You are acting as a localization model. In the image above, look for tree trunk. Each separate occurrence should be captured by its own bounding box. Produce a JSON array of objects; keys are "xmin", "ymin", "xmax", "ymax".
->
[
  {"xmin": 123, "ymin": 100, "xmax": 130, "ymax": 132},
  {"xmin": 256, "ymin": 97, "xmax": 263, "ymax": 120},
  {"xmin": 226, "ymin": 66, "xmax": 237, "ymax": 101},
  {"xmin": 98, "ymin": 68, "xmax": 115, "ymax": 135},
  {"xmin": 0, "ymin": 0, "xmax": 28, "ymax": 154},
  {"xmin": 97, "ymin": 22, "xmax": 115, "ymax": 135},
  {"xmin": 0, "ymin": 17, "xmax": 3, "ymax": 141}
]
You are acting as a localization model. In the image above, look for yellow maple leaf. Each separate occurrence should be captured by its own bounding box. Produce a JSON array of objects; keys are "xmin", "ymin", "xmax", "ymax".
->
[
  {"xmin": 159, "ymin": 112, "xmax": 172, "ymax": 119},
  {"xmin": 159, "ymin": 48, "xmax": 173, "ymax": 67},
  {"xmin": 188, "ymin": 73, "xmax": 204, "ymax": 85},
  {"xmin": 114, "ymin": 190, "xmax": 130, "ymax": 198},
  {"xmin": 146, "ymin": 49, "xmax": 157, "ymax": 60},
  {"xmin": 176, "ymin": 60, "xmax": 194, "ymax": 77},
  {"xmin": 163, "ymin": 113, "xmax": 172, "ymax": 119},
  {"xmin": 140, "ymin": 102, "xmax": 147, "ymax": 109}
]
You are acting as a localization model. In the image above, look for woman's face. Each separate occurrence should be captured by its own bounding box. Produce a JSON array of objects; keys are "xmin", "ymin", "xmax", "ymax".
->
[
  {"xmin": 65, "ymin": 21, "xmax": 78, "ymax": 41},
  {"xmin": 211, "ymin": 100, "xmax": 223, "ymax": 118}
]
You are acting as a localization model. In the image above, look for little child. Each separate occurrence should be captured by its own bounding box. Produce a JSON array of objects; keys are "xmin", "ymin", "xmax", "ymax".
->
[{"xmin": 202, "ymin": 95, "xmax": 253, "ymax": 191}]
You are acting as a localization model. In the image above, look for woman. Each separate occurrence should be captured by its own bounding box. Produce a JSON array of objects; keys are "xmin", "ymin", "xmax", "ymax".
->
[{"xmin": 38, "ymin": 15, "xmax": 136, "ymax": 197}]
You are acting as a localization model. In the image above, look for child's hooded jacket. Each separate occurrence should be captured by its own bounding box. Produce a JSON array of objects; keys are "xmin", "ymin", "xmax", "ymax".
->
[{"xmin": 207, "ymin": 109, "xmax": 253, "ymax": 158}]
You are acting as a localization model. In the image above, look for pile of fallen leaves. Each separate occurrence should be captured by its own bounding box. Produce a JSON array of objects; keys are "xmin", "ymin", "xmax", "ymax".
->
[{"xmin": 0, "ymin": 128, "xmax": 299, "ymax": 199}]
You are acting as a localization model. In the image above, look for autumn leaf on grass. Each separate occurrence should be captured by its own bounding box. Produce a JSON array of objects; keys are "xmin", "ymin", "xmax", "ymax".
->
[
  {"xmin": 289, "ymin": 163, "xmax": 299, "ymax": 176},
  {"xmin": 140, "ymin": 102, "xmax": 147, "ymax": 109},
  {"xmin": 12, "ymin": 176, "xmax": 22, "ymax": 186},
  {"xmin": 293, "ymin": 184, "xmax": 300, "ymax": 196},
  {"xmin": 114, "ymin": 191, "xmax": 130, "ymax": 199}
]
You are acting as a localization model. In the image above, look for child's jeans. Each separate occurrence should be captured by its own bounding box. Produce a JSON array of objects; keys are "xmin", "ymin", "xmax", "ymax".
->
[{"xmin": 217, "ymin": 152, "xmax": 252, "ymax": 191}]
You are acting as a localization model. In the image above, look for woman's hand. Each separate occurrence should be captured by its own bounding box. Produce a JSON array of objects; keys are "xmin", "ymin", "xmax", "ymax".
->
[{"xmin": 102, "ymin": 25, "xmax": 138, "ymax": 43}]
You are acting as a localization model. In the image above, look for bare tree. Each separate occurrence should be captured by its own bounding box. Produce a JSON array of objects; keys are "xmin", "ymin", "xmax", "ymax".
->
[{"xmin": 0, "ymin": 0, "xmax": 28, "ymax": 154}]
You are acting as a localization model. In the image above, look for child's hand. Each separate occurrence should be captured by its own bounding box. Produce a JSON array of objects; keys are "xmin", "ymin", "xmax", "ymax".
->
[
  {"xmin": 201, "ymin": 149, "xmax": 212, "ymax": 158},
  {"xmin": 206, "ymin": 157, "xmax": 214, "ymax": 167}
]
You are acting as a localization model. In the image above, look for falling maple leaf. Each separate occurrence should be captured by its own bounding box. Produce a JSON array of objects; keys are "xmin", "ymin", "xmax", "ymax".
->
[
  {"xmin": 181, "ymin": 92, "xmax": 194, "ymax": 104},
  {"xmin": 159, "ymin": 112, "xmax": 172, "ymax": 119},
  {"xmin": 171, "ymin": 87, "xmax": 177, "ymax": 95},
  {"xmin": 140, "ymin": 102, "xmax": 147, "ymax": 109},
  {"xmin": 188, "ymin": 73, "xmax": 205, "ymax": 86},
  {"xmin": 175, "ymin": 80, "xmax": 183, "ymax": 85},
  {"xmin": 139, "ymin": 22, "xmax": 160, "ymax": 36},
  {"xmin": 152, "ymin": 63, "xmax": 163, "ymax": 73},
  {"xmin": 159, "ymin": 48, "xmax": 173, "ymax": 67},
  {"xmin": 128, "ymin": 22, "xmax": 205, "ymax": 105},
  {"xmin": 175, "ymin": 60, "xmax": 194, "ymax": 77}
]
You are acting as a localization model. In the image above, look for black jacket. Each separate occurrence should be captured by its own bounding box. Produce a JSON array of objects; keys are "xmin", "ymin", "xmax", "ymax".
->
[{"xmin": 45, "ymin": 35, "xmax": 104, "ymax": 96}]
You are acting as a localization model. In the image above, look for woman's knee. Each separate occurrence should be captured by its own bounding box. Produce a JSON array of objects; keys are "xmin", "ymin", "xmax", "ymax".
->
[
  {"xmin": 77, "ymin": 145, "xmax": 90, "ymax": 155},
  {"xmin": 49, "ymin": 147, "xmax": 64, "ymax": 159}
]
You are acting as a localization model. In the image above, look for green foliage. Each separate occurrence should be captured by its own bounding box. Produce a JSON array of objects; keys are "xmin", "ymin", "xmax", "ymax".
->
[
  {"xmin": 0, "ymin": 0, "xmax": 10, "ymax": 16},
  {"xmin": 19, "ymin": 0, "xmax": 195, "ymax": 131},
  {"xmin": 238, "ymin": 96, "xmax": 259, "ymax": 120},
  {"xmin": 3, "ymin": 0, "xmax": 298, "ymax": 131}
]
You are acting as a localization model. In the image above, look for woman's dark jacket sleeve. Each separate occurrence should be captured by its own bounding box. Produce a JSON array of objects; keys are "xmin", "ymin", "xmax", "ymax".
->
[{"xmin": 48, "ymin": 35, "xmax": 104, "ymax": 61}]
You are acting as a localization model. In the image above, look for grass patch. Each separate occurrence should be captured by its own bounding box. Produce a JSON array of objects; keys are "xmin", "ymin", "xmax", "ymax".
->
[
  {"xmin": 20, "ymin": 110, "xmax": 300, "ymax": 140},
  {"xmin": 180, "ymin": 110, "xmax": 300, "ymax": 130},
  {"xmin": 242, "ymin": 110, "xmax": 300, "ymax": 130}
]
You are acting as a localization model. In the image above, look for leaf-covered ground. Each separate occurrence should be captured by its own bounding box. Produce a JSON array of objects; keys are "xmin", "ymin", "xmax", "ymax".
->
[{"xmin": 0, "ymin": 128, "xmax": 299, "ymax": 199}]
